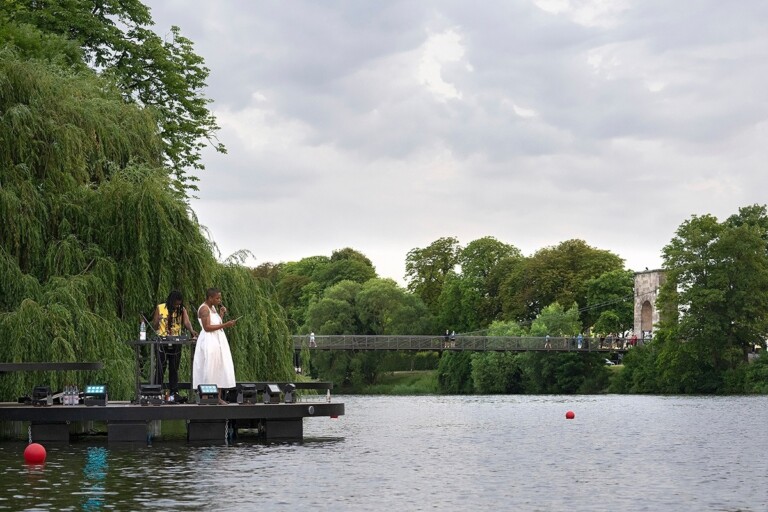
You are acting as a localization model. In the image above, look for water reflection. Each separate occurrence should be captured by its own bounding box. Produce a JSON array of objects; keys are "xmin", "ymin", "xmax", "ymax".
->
[{"xmin": 79, "ymin": 446, "xmax": 108, "ymax": 511}]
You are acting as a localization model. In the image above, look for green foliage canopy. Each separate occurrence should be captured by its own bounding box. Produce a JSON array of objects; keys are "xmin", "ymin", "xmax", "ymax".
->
[
  {"xmin": 500, "ymin": 239, "xmax": 624, "ymax": 325},
  {"xmin": 615, "ymin": 205, "xmax": 768, "ymax": 394},
  {"xmin": 304, "ymin": 278, "xmax": 433, "ymax": 335},
  {"xmin": 652, "ymin": 206, "xmax": 768, "ymax": 391},
  {"xmin": 585, "ymin": 269, "xmax": 634, "ymax": 334},
  {"xmin": 5, "ymin": 0, "xmax": 225, "ymax": 195},
  {"xmin": 529, "ymin": 302, "xmax": 581, "ymax": 337},
  {"xmin": 405, "ymin": 236, "xmax": 460, "ymax": 314},
  {"xmin": 0, "ymin": 19, "xmax": 291, "ymax": 400}
]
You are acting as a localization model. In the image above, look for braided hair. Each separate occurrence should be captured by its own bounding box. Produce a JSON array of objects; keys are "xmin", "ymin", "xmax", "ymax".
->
[{"xmin": 164, "ymin": 290, "xmax": 184, "ymax": 332}]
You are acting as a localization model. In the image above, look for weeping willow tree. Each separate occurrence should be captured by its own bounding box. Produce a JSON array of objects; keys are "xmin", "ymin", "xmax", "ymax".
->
[
  {"xmin": 212, "ymin": 265, "xmax": 294, "ymax": 383},
  {"xmin": 0, "ymin": 21, "xmax": 293, "ymax": 400},
  {"xmin": 5, "ymin": 0, "xmax": 227, "ymax": 194}
]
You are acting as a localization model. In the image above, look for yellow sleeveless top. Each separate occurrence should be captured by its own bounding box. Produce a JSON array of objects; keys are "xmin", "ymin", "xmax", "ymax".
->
[{"xmin": 157, "ymin": 303, "xmax": 182, "ymax": 336}]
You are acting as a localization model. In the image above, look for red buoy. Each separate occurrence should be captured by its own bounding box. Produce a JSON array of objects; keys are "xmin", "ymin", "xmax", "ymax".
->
[
  {"xmin": 565, "ymin": 410, "xmax": 575, "ymax": 420},
  {"xmin": 24, "ymin": 443, "xmax": 46, "ymax": 464}
]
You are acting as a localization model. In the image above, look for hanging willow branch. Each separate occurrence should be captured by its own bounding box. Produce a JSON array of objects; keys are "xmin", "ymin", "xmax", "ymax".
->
[{"xmin": 0, "ymin": 28, "xmax": 294, "ymax": 400}]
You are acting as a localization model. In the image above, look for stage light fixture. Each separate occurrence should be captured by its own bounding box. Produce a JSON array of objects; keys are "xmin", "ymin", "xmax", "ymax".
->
[
  {"xmin": 140, "ymin": 384, "xmax": 164, "ymax": 405},
  {"xmin": 236, "ymin": 383, "xmax": 258, "ymax": 404},
  {"xmin": 284, "ymin": 383, "xmax": 297, "ymax": 404},
  {"xmin": 263, "ymin": 383, "xmax": 281, "ymax": 404},
  {"xmin": 84, "ymin": 384, "xmax": 108, "ymax": 406},
  {"xmin": 32, "ymin": 386, "xmax": 52, "ymax": 407},
  {"xmin": 197, "ymin": 384, "xmax": 219, "ymax": 405}
]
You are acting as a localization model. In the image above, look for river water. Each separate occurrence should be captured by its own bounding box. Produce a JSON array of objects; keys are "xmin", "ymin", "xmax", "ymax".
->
[{"xmin": 1, "ymin": 394, "xmax": 767, "ymax": 511}]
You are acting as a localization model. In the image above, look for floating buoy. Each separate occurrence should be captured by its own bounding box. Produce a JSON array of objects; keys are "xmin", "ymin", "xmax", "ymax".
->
[
  {"xmin": 565, "ymin": 410, "xmax": 575, "ymax": 420},
  {"xmin": 24, "ymin": 443, "xmax": 46, "ymax": 464}
]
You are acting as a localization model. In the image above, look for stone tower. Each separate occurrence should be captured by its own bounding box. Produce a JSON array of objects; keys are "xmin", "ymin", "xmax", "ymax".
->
[{"xmin": 634, "ymin": 269, "xmax": 666, "ymax": 338}]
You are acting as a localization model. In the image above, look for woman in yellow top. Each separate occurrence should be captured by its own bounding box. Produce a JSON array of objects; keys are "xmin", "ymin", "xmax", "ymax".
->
[{"xmin": 151, "ymin": 290, "xmax": 198, "ymax": 401}]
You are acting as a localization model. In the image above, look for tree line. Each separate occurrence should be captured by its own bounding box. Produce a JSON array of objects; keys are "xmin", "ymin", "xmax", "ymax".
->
[
  {"xmin": 254, "ymin": 237, "xmax": 638, "ymax": 392},
  {"xmin": 253, "ymin": 207, "xmax": 768, "ymax": 394},
  {"xmin": 254, "ymin": 237, "xmax": 635, "ymax": 340}
]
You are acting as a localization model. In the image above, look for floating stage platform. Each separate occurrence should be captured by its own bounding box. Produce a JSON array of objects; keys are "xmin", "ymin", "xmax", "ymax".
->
[{"xmin": 0, "ymin": 382, "xmax": 344, "ymax": 444}]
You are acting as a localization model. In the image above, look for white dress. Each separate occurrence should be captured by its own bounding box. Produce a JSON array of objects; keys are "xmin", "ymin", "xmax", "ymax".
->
[{"xmin": 192, "ymin": 304, "xmax": 236, "ymax": 389}]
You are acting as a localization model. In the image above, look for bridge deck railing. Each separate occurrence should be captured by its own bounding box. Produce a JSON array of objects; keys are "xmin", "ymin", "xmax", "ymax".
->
[{"xmin": 291, "ymin": 335, "xmax": 634, "ymax": 352}]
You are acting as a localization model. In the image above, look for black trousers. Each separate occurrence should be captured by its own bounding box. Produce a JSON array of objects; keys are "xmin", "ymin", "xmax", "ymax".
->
[{"xmin": 155, "ymin": 344, "xmax": 181, "ymax": 393}]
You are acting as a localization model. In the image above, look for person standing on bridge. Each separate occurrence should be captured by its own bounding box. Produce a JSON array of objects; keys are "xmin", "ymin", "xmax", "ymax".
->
[{"xmin": 310, "ymin": 332, "xmax": 316, "ymax": 348}]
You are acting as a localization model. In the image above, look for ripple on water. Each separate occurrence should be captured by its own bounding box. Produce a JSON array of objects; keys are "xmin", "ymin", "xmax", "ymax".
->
[{"xmin": 1, "ymin": 395, "xmax": 768, "ymax": 511}]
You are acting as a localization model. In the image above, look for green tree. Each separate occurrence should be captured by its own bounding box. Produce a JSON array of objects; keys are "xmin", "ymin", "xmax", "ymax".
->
[
  {"xmin": 271, "ymin": 250, "xmax": 378, "ymax": 333},
  {"xmin": 436, "ymin": 273, "xmax": 482, "ymax": 333},
  {"xmin": 387, "ymin": 292, "xmax": 434, "ymax": 335},
  {"xmin": 501, "ymin": 239, "xmax": 624, "ymax": 324},
  {"xmin": 609, "ymin": 343, "xmax": 661, "ymax": 393},
  {"xmin": 308, "ymin": 348, "xmax": 386, "ymax": 388},
  {"xmin": 593, "ymin": 311, "xmax": 622, "ymax": 337},
  {"xmin": 302, "ymin": 278, "xmax": 433, "ymax": 335},
  {"xmin": 585, "ymin": 269, "xmax": 634, "ymax": 334},
  {"xmin": 405, "ymin": 236, "xmax": 460, "ymax": 314},
  {"xmin": 486, "ymin": 320, "xmax": 526, "ymax": 336},
  {"xmin": 274, "ymin": 256, "xmax": 329, "ymax": 331},
  {"xmin": 312, "ymin": 247, "xmax": 377, "ymax": 289},
  {"xmin": 651, "ymin": 205, "xmax": 768, "ymax": 392},
  {"xmin": 251, "ymin": 262, "xmax": 282, "ymax": 286},
  {"xmin": 304, "ymin": 298, "xmax": 356, "ymax": 335},
  {"xmin": 357, "ymin": 278, "xmax": 431, "ymax": 335},
  {"xmin": 324, "ymin": 279, "xmax": 363, "ymax": 303},
  {"xmin": 436, "ymin": 351, "xmax": 473, "ymax": 394},
  {"xmin": 486, "ymin": 254, "xmax": 526, "ymax": 320},
  {"xmin": 274, "ymin": 272, "xmax": 311, "ymax": 332},
  {"xmin": 0, "ymin": 20, "xmax": 291, "ymax": 401},
  {"xmin": 471, "ymin": 352, "xmax": 524, "ymax": 394},
  {"xmin": 459, "ymin": 237, "xmax": 521, "ymax": 285},
  {"xmin": 529, "ymin": 302, "xmax": 581, "ymax": 337},
  {"xmin": 304, "ymin": 280, "xmax": 362, "ymax": 334},
  {"xmin": 455, "ymin": 236, "xmax": 522, "ymax": 327},
  {"xmin": 6, "ymin": 0, "xmax": 225, "ymax": 194}
]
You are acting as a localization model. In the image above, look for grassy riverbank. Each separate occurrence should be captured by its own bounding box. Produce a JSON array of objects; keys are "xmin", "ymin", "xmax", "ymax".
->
[
  {"xmin": 339, "ymin": 365, "xmax": 624, "ymax": 395},
  {"xmin": 350, "ymin": 371, "xmax": 440, "ymax": 395}
]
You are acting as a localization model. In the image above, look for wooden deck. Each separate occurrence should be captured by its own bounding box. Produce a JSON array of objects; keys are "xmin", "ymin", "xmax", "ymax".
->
[{"xmin": 0, "ymin": 383, "xmax": 343, "ymax": 443}]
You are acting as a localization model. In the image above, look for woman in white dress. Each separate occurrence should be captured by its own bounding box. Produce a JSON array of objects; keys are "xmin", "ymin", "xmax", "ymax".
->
[{"xmin": 192, "ymin": 288, "xmax": 238, "ymax": 404}]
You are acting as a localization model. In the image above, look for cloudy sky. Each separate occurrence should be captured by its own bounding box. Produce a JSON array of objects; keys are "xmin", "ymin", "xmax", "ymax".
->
[{"xmin": 146, "ymin": 0, "xmax": 768, "ymax": 284}]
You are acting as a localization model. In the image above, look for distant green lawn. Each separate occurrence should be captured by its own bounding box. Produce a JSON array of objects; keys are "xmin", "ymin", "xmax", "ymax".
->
[{"xmin": 358, "ymin": 370, "xmax": 439, "ymax": 395}]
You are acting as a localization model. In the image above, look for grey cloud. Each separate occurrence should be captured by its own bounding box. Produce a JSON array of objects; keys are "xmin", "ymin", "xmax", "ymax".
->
[{"xmin": 145, "ymin": 0, "xmax": 768, "ymax": 282}]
